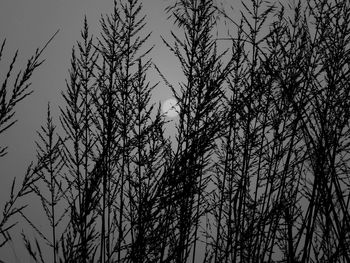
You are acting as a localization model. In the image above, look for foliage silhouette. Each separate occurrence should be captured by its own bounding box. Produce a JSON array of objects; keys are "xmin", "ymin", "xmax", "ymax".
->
[
  {"xmin": 0, "ymin": 30, "xmax": 58, "ymax": 250},
  {"xmin": 1, "ymin": 0, "xmax": 350, "ymax": 262}
]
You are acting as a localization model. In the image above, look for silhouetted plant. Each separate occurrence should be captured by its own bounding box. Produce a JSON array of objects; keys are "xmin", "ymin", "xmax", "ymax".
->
[
  {"xmin": 59, "ymin": 16, "xmax": 100, "ymax": 262},
  {"xmin": 18, "ymin": 1, "xmax": 171, "ymax": 262},
  {"xmin": 2, "ymin": 0, "xmax": 350, "ymax": 262},
  {"xmin": 91, "ymin": 0, "xmax": 170, "ymax": 261},
  {"xmin": 155, "ymin": 0, "xmax": 235, "ymax": 262},
  {"xmin": 0, "ymin": 31, "xmax": 58, "ymax": 250},
  {"xmin": 20, "ymin": 103, "xmax": 66, "ymax": 263},
  {"xmin": 210, "ymin": 0, "xmax": 350, "ymax": 262}
]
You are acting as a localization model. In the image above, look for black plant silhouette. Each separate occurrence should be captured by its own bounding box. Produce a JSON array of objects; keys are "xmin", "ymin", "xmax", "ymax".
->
[{"xmin": 1, "ymin": 0, "xmax": 350, "ymax": 262}]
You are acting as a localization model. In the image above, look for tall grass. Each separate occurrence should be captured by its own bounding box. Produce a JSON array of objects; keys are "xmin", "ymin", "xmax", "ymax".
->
[
  {"xmin": 1, "ymin": 0, "xmax": 350, "ymax": 262},
  {"xmin": 0, "ymin": 30, "xmax": 58, "ymax": 250}
]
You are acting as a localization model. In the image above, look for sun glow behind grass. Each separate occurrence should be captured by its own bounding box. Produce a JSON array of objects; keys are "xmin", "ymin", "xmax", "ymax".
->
[{"xmin": 162, "ymin": 97, "xmax": 180, "ymax": 118}]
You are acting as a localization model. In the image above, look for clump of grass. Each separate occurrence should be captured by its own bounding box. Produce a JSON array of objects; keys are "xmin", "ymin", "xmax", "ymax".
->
[{"xmin": 2, "ymin": 0, "xmax": 350, "ymax": 262}]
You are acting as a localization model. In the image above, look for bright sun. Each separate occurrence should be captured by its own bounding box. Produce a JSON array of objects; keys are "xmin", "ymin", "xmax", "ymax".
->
[{"xmin": 162, "ymin": 98, "xmax": 180, "ymax": 118}]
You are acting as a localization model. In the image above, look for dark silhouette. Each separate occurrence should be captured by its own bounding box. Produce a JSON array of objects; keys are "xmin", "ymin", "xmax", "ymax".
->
[{"xmin": 1, "ymin": 0, "xmax": 350, "ymax": 262}]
